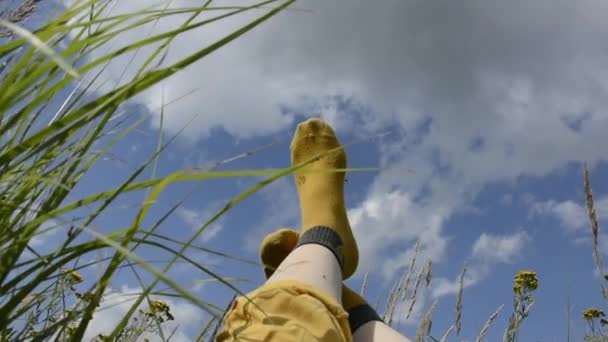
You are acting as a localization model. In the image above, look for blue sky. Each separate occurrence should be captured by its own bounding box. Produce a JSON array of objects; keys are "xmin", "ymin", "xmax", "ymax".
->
[{"xmin": 10, "ymin": 0, "xmax": 608, "ymax": 340}]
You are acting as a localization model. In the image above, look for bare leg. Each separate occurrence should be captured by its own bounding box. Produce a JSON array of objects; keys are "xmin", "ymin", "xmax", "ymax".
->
[
  {"xmin": 353, "ymin": 321, "xmax": 413, "ymax": 342},
  {"xmin": 261, "ymin": 229, "xmax": 415, "ymax": 342},
  {"xmin": 267, "ymin": 244, "xmax": 343, "ymax": 301}
]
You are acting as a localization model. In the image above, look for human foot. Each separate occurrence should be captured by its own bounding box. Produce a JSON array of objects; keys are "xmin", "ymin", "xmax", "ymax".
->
[
  {"xmin": 259, "ymin": 228, "xmax": 300, "ymax": 279},
  {"xmin": 290, "ymin": 118, "xmax": 358, "ymax": 279}
]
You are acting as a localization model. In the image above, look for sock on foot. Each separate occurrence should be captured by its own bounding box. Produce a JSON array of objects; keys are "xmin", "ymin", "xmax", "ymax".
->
[
  {"xmin": 342, "ymin": 286, "xmax": 383, "ymax": 333},
  {"xmin": 290, "ymin": 118, "xmax": 359, "ymax": 279},
  {"xmin": 260, "ymin": 228, "xmax": 300, "ymax": 278},
  {"xmin": 259, "ymin": 228, "xmax": 382, "ymax": 333},
  {"xmin": 295, "ymin": 226, "xmax": 345, "ymax": 271}
]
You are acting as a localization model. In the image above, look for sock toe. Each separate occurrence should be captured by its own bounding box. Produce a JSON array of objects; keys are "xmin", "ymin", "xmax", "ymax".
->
[{"xmin": 259, "ymin": 228, "xmax": 300, "ymax": 277}]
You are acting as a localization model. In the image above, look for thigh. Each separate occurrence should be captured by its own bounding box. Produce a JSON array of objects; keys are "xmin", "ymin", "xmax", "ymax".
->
[{"xmin": 216, "ymin": 280, "xmax": 352, "ymax": 342}]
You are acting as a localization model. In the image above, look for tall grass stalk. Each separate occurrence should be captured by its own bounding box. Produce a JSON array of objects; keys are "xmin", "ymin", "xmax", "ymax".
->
[
  {"xmin": 439, "ymin": 324, "xmax": 455, "ymax": 342},
  {"xmin": 424, "ymin": 257, "xmax": 432, "ymax": 288},
  {"xmin": 455, "ymin": 262, "xmax": 467, "ymax": 335},
  {"xmin": 401, "ymin": 240, "xmax": 419, "ymax": 301},
  {"xmin": 584, "ymin": 162, "xmax": 608, "ymax": 301},
  {"xmin": 475, "ymin": 304, "xmax": 503, "ymax": 342},
  {"xmin": 414, "ymin": 300, "xmax": 437, "ymax": 342},
  {"xmin": 406, "ymin": 265, "xmax": 424, "ymax": 320}
]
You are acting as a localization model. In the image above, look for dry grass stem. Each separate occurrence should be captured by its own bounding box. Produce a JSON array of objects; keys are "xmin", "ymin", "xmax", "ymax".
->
[
  {"xmin": 424, "ymin": 258, "xmax": 432, "ymax": 288},
  {"xmin": 387, "ymin": 273, "xmax": 406, "ymax": 326},
  {"xmin": 383, "ymin": 281, "xmax": 398, "ymax": 321},
  {"xmin": 439, "ymin": 324, "xmax": 455, "ymax": 342},
  {"xmin": 455, "ymin": 262, "xmax": 467, "ymax": 335},
  {"xmin": 0, "ymin": 0, "xmax": 40, "ymax": 38},
  {"xmin": 374, "ymin": 290, "xmax": 383, "ymax": 313},
  {"xmin": 360, "ymin": 269, "xmax": 369, "ymax": 296},
  {"xmin": 584, "ymin": 162, "xmax": 608, "ymax": 301},
  {"xmin": 406, "ymin": 265, "xmax": 425, "ymax": 319},
  {"xmin": 475, "ymin": 304, "xmax": 504, "ymax": 342},
  {"xmin": 401, "ymin": 241, "xmax": 420, "ymax": 301},
  {"xmin": 415, "ymin": 300, "xmax": 437, "ymax": 342}
]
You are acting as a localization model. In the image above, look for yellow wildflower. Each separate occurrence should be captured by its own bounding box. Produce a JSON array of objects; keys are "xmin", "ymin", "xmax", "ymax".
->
[
  {"xmin": 147, "ymin": 300, "xmax": 174, "ymax": 321},
  {"xmin": 513, "ymin": 283, "xmax": 522, "ymax": 294},
  {"xmin": 150, "ymin": 300, "xmax": 170, "ymax": 314},
  {"xmin": 514, "ymin": 270, "xmax": 538, "ymax": 291},
  {"xmin": 583, "ymin": 307, "xmax": 606, "ymax": 321},
  {"xmin": 61, "ymin": 269, "xmax": 84, "ymax": 284}
]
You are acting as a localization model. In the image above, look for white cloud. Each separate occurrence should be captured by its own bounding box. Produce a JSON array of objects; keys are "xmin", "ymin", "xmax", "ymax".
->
[
  {"xmin": 471, "ymin": 231, "xmax": 530, "ymax": 264},
  {"xmin": 432, "ymin": 267, "xmax": 482, "ymax": 299},
  {"xmin": 69, "ymin": 0, "xmax": 608, "ymax": 213},
  {"xmin": 432, "ymin": 230, "xmax": 529, "ymax": 298},
  {"xmin": 84, "ymin": 285, "xmax": 206, "ymax": 341},
  {"xmin": 71, "ymin": 0, "xmax": 608, "ymax": 318},
  {"xmin": 176, "ymin": 205, "xmax": 224, "ymax": 243},
  {"xmin": 532, "ymin": 197, "xmax": 608, "ymax": 232},
  {"xmin": 348, "ymin": 190, "xmax": 450, "ymax": 279},
  {"xmin": 80, "ymin": 0, "xmax": 608, "ymax": 161}
]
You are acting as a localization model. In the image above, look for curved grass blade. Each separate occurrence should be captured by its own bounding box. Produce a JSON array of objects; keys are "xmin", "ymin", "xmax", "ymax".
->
[{"xmin": 0, "ymin": 19, "xmax": 79, "ymax": 78}]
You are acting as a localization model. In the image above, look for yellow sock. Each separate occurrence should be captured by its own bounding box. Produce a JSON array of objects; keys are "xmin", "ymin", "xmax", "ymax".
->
[
  {"xmin": 259, "ymin": 228, "xmax": 299, "ymax": 279},
  {"xmin": 290, "ymin": 118, "xmax": 359, "ymax": 279}
]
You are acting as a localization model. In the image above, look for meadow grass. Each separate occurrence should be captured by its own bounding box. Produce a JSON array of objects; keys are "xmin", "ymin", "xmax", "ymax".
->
[
  {"xmin": 0, "ymin": 1, "xmax": 306, "ymax": 340},
  {"xmin": 0, "ymin": 1, "xmax": 606, "ymax": 341}
]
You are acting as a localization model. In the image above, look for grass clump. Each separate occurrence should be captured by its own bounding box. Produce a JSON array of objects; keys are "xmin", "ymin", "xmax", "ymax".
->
[{"xmin": 0, "ymin": 0, "xmax": 300, "ymax": 340}]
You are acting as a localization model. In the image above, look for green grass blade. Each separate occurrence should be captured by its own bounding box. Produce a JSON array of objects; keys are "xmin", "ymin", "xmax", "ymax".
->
[{"xmin": 0, "ymin": 20, "xmax": 79, "ymax": 78}]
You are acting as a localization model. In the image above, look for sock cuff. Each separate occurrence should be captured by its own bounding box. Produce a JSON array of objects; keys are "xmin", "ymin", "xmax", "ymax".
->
[
  {"xmin": 295, "ymin": 226, "xmax": 344, "ymax": 270},
  {"xmin": 347, "ymin": 304, "xmax": 383, "ymax": 333}
]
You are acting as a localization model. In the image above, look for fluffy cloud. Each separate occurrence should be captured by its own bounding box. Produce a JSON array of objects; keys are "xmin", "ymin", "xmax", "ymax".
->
[
  {"xmin": 432, "ymin": 230, "xmax": 529, "ymax": 298},
  {"xmin": 349, "ymin": 190, "xmax": 449, "ymax": 279},
  {"xmin": 471, "ymin": 231, "xmax": 530, "ymax": 264},
  {"xmin": 177, "ymin": 204, "xmax": 225, "ymax": 243},
  {"xmin": 83, "ymin": 0, "xmax": 608, "ymax": 153},
  {"xmin": 77, "ymin": 0, "xmax": 608, "ymax": 299},
  {"xmin": 532, "ymin": 197, "xmax": 608, "ymax": 232}
]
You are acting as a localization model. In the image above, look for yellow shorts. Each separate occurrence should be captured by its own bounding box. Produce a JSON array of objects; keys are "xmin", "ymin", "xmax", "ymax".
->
[{"xmin": 216, "ymin": 280, "xmax": 352, "ymax": 342}]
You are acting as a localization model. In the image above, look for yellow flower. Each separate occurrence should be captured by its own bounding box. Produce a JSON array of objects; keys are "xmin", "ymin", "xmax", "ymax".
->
[
  {"xmin": 150, "ymin": 300, "xmax": 170, "ymax": 313},
  {"xmin": 583, "ymin": 307, "xmax": 606, "ymax": 321},
  {"xmin": 147, "ymin": 300, "xmax": 174, "ymax": 321},
  {"xmin": 513, "ymin": 284, "xmax": 522, "ymax": 294},
  {"xmin": 514, "ymin": 270, "xmax": 538, "ymax": 291},
  {"xmin": 61, "ymin": 269, "xmax": 84, "ymax": 284}
]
